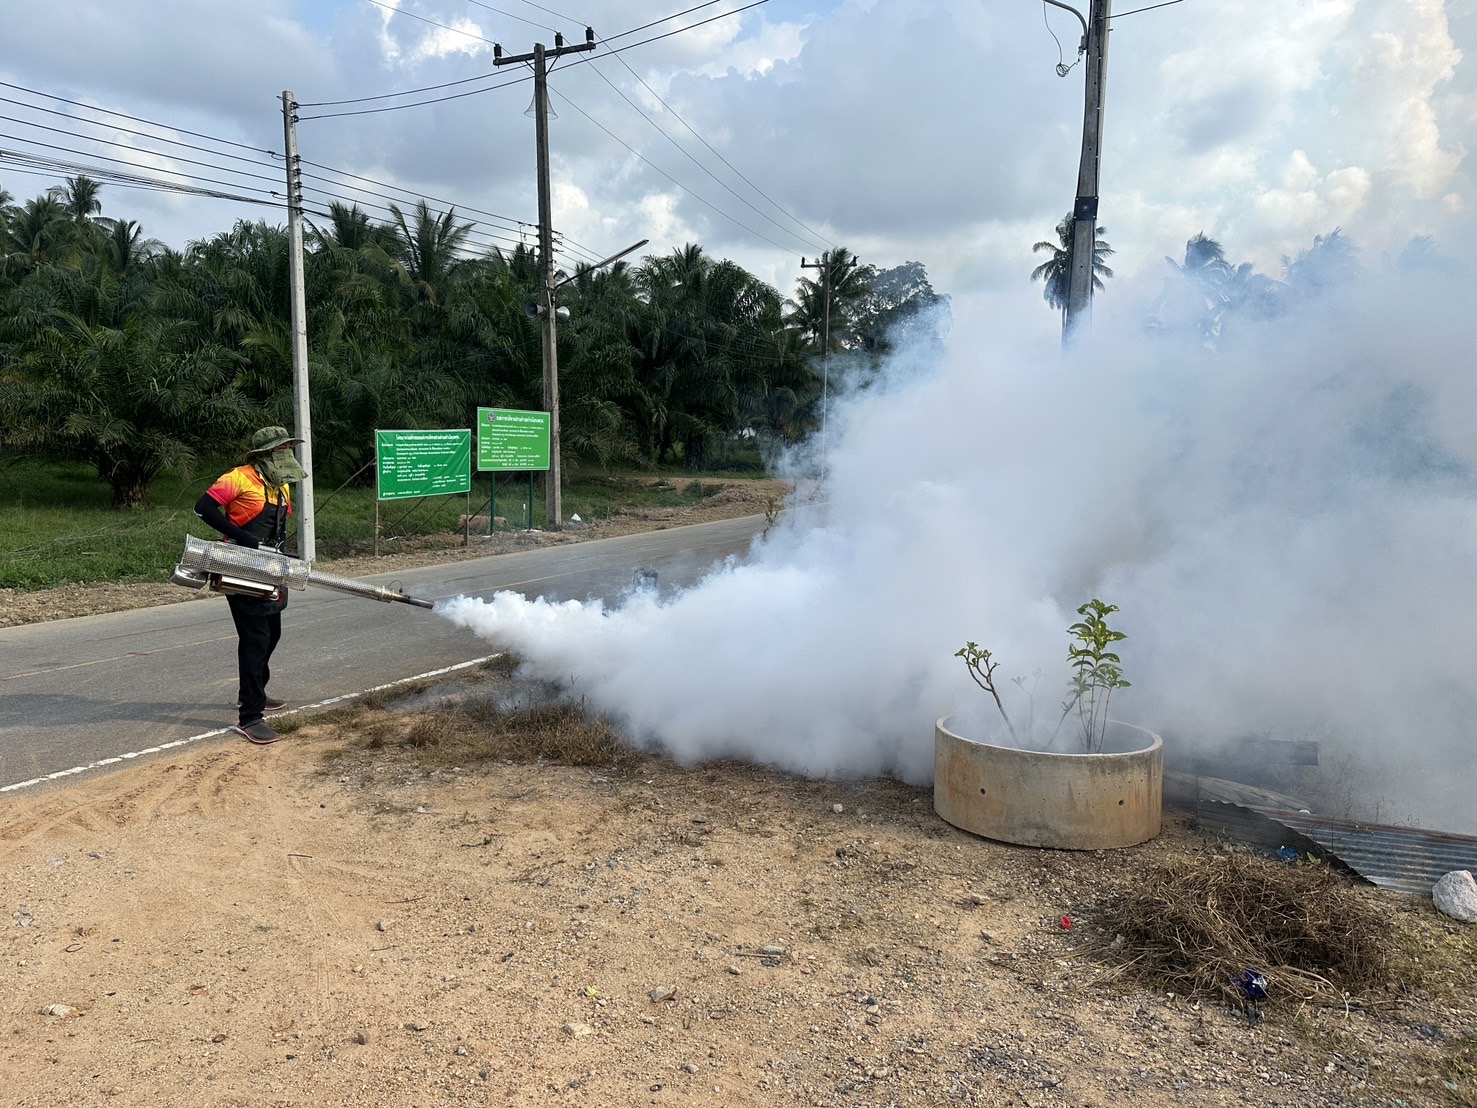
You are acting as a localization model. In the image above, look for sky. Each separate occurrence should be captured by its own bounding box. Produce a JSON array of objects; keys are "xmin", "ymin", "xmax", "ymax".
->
[
  {"xmin": 7, "ymin": 2, "xmax": 1477, "ymax": 833},
  {"xmin": 3, "ymin": 0, "xmax": 1471, "ymax": 317}
]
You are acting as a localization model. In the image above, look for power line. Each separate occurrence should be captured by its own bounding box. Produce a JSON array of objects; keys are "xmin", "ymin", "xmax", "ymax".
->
[
  {"xmin": 0, "ymin": 94, "xmax": 281, "ymax": 175},
  {"xmin": 463, "ymin": 0, "xmax": 555, "ymax": 33},
  {"xmin": 0, "ymin": 133, "xmax": 284, "ymax": 203},
  {"xmin": 1113, "ymin": 0, "xmax": 1186, "ymax": 17},
  {"xmin": 601, "ymin": 0, "xmax": 733, "ymax": 43},
  {"xmin": 0, "ymin": 113, "xmax": 284, "ymax": 189},
  {"xmin": 298, "ymin": 71, "xmax": 531, "ymax": 120},
  {"xmin": 511, "ymin": 0, "xmax": 584, "ymax": 23},
  {"xmin": 360, "ymin": 0, "xmax": 498, "ymax": 47},
  {"xmin": 299, "ymin": 69, "xmax": 513, "ymax": 109},
  {"xmin": 0, "ymin": 149, "xmax": 284, "ymax": 209},
  {"xmin": 575, "ymin": 60, "xmax": 816, "ymax": 254},
  {"xmin": 601, "ymin": 0, "xmax": 769, "ymax": 53},
  {"xmin": 299, "ymin": 0, "xmax": 764, "ymax": 117},
  {"xmin": 297, "ymin": 160, "xmax": 532, "ymax": 235},
  {"xmin": 548, "ymin": 88, "xmax": 798, "ymax": 254},
  {"xmin": 0, "ymin": 80, "xmax": 276, "ymax": 158},
  {"xmin": 589, "ymin": 42, "xmax": 834, "ymax": 252}
]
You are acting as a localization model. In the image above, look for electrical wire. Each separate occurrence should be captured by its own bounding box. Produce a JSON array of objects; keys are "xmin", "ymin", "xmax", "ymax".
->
[
  {"xmin": 601, "ymin": 0, "xmax": 732, "ymax": 43},
  {"xmin": 0, "ymin": 133, "xmax": 284, "ymax": 202},
  {"xmin": 1113, "ymin": 0, "xmax": 1186, "ymax": 18},
  {"xmin": 511, "ymin": 0, "xmax": 583, "ymax": 23},
  {"xmin": 360, "ymin": 0, "xmax": 498, "ymax": 47},
  {"xmin": 462, "ymin": 0, "xmax": 555, "ymax": 33},
  {"xmin": 600, "ymin": 0, "xmax": 768, "ymax": 54},
  {"xmin": 298, "ymin": 72, "xmax": 531, "ymax": 120},
  {"xmin": 300, "ymin": 0, "xmax": 765, "ymax": 117},
  {"xmin": 0, "ymin": 94, "xmax": 282, "ymax": 174},
  {"xmin": 298, "ymin": 160, "xmax": 532, "ymax": 235},
  {"xmin": 0, "ymin": 149, "xmax": 284, "ymax": 208},
  {"xmin": 548, "ymin": 88, "xmax": 796, "ymax": 254},
  {"xmin": 1, "ymin": 114, "xmax": 284, "ymax": 189},
  {"xmin": 574, "ymin": 61, "xmax": 816, "ymax": 255},
  {"xmin": 589, "ymin": 41, "xmax": 834, "ymax": 253},
  {"xmin": 0, "ymin": 80, "xmax": 276, "ymax": 157}
]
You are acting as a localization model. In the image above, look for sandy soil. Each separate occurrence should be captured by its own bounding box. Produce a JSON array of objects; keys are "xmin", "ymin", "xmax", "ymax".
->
[{"xmin": 2, "ymin": 478, "xmax": 1474, "ymax": 1107}]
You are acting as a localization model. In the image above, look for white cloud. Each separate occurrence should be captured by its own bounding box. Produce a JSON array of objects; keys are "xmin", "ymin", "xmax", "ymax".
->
[{"xmin": 0, "ymin": 0, "xmax": 1470, "ymax": 303}]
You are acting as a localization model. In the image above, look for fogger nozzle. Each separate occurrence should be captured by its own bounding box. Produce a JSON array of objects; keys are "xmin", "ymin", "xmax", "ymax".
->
[{"xmin": 172, "ymin": 535, "xmax": 436, "ymax": 610}]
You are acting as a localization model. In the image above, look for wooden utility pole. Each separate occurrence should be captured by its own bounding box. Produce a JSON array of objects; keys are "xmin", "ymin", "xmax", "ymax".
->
[
  {"xmin": 495, "ymin": 29, "xmax": 594, "ymax": 530},
  {"xmin": 1063, "ymin": 0, "xmax": 1112, "ymax": 345},
  {"xmin": 281, "ymin": 90, "xmax": 316, "ymax": 562}
]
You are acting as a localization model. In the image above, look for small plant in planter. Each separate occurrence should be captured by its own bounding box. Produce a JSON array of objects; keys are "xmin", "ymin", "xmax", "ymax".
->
[{"xmin": 955, "ymin": 599, "xmax": 1131, "ymax": 753}]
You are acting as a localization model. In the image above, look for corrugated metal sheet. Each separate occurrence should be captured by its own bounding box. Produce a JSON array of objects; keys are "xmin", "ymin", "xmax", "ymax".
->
[{"xmin": 1198, "ymin": 800, "xmax": 1477, "ymax": 897}]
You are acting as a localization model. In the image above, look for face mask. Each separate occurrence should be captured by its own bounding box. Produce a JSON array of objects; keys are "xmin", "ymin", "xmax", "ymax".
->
[{"xmin": 258, "ymin": 452, "xmax": 307, "ymax": 487}]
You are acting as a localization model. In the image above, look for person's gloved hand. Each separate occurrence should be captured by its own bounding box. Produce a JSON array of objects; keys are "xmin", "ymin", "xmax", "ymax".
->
[{"xmin": 236, "ymin": 535, "xmax": 261, "ymax": 549}]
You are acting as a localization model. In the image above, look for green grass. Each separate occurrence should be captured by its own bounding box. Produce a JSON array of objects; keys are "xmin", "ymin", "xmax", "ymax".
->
[{"xmin": 0, "ymin": 455, "xmax": 749, "ymax": 590}]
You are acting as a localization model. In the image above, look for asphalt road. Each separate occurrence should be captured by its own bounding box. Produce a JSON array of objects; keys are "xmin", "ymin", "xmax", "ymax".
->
[{"xmin": 0, "ymin": 515, "xmax": 766, "ymax": 794}]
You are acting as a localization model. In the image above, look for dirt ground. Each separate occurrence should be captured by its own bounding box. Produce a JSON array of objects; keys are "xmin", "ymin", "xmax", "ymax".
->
[{"xmin": 2, "ymin": 477, "xmax": 1474, "ymax": 1107}]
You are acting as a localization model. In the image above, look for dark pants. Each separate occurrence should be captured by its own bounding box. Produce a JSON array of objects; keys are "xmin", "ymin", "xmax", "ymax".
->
[{"xmin": 228, "ymin": 593, "xmax": 284, "ymax": 724}]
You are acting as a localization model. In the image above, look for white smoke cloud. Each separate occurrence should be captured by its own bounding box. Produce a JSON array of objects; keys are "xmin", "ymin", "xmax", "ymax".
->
[{"xmin": 441, "ymin": 248, "xmax": 1477, "ymax": 834}]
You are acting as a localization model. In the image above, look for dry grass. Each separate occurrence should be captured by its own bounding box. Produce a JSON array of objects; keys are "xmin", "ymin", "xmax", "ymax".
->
[
  {"xmin": 1444, "ymin": 1035, "xmax": 1477, "ymax": 1107},
  {"xmin": 1091, "ymin": 849, "xmax": 1425, "ymax": 1007},
  {"xmin": 346, "ymin": 691, "xmax": 642, "ymax": 771}
]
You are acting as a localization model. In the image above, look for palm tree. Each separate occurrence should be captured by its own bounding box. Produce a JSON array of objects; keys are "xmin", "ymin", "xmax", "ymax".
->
[
  {"xmin": 1282, "ymin": 228, "xmax": 1361, "ymax": 298},
  {"xmin": 631, "ymin": 245, "xmax": 785, "ymax": 467},
  {"xmin": 53, "ymin": 175, "xmax": 104, "ymax": 229},
  {"xmin": 784, "ymin": 247, "xmax": 871, "ymax": 353},
  {"xmin": 3, "ymin": 195, "xmax": 72, "ymax": 278},
  {"xmin": 1030, "ymin": 214, "xmax": 1114, "ymax": 318},
  {"xmin": 1, "ymin": 310, "xmax": 252, "ymax": 506},
  {"xmin": 101, "ymin": 219, "xmax": 162, "ymax": 276},
  {"xmin": 387, "ymin": 200, "xmax": 475, "ymax": 304}
]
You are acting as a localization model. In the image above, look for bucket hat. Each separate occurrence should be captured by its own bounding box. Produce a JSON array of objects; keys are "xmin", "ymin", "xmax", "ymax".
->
[{"xmin": 248, "ymin": 426, "xmax": 305, "ymax": 454}]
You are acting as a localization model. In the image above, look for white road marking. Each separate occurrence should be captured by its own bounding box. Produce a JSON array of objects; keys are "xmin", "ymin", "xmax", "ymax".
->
[{"xmin": 0, "ymin": 654, "xmax": 504, "ymax": 795}]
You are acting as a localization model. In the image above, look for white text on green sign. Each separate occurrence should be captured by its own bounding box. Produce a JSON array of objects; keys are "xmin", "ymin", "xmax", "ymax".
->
[
  {"xmin": 376, "ymin": 429, "xmax": 473, "ymax": 501},
  {"xmin": 477, "ymin": 407, "xmax": 551, "ymax": 472}
]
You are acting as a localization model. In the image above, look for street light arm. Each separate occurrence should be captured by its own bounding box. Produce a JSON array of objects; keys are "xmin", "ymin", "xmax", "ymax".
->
[{"xmin": 1041, "ymin": 0, "xmax": 1088, "ymax": 52}]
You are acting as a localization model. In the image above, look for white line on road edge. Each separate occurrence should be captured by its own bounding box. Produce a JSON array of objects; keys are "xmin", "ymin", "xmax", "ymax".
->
[{"xmin": 0, "ymin": 654, "xmax": 504, "ymax": 795}]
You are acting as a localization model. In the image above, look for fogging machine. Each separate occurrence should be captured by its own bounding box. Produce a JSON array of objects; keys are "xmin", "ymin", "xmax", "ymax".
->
[{"xmin": 170, "ymin": 534, "xmax": 435, "ymax": 609}]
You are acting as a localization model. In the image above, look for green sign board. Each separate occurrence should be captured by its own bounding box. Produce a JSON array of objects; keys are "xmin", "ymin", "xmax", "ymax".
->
[
  {"xmin": 477, "ymin": 407, "xmax": 551, "ymax": 472},
  {"xmin": 375, "ymin": 429, "xmax": 472, "ymax": 501}
]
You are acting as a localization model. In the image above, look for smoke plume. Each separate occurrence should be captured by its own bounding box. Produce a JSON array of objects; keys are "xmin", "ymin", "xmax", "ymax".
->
[{"xmin": 442, "ymin": 252, "xmax": 1477, "ymax": 835}]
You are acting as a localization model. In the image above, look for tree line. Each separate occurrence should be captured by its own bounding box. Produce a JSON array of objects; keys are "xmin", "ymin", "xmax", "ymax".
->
[
  {"xmin": 0, "ymin": 176, "xmax": 947, "ymax": 507},
  {"xmin": 1029, "ymin": 211, "xmax": 1442, "ymax": 350}
]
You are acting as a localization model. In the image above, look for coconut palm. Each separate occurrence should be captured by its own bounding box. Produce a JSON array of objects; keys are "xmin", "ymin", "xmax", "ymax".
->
[
  {"xmin": 1282, "ymin": 228, "xmax": 1361, "ymax": 298},
  {"xmin": 785, "ymin": 247, "xmax": 871, "ymax": 353},
  {"xmin": 52, "ymin": 175, "xmax": 104, "ymax": 229},
  {"xmin": 387, "ymin": 200, "xmax": 475, "ymax": 305},
  {"xmin": 3, "ymin": 195, "xmax": 72, "ymax": 278},
  {"xmin": 1030, "ymin": 215, "xmax": 1114, "ymax": 318}
]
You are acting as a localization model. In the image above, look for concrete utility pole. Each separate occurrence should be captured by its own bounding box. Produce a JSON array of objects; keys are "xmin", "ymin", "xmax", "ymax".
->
[
  {"xmin": 494, "ymin": 29, "xmax": 595, "ymax": 531},
  {"xmin": 281, "ymin": 90, "xmax": 316, "ymax": 562},
  {"xmin": 1062, "ymin": 0, "xmax": 1112, "ymax": 345},
  {"xmin": 800, "ymin": 252, "xmax": 857, "ymax": 482}
]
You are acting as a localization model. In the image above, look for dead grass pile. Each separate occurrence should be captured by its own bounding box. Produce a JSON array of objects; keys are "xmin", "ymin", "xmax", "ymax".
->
[
  {"xmin": 1091, "ymin": 849, "xmax": 1421, "ymax": 1006},
  {"xmin": 359, "ymin": 696, "xmax": 642, "ymax": 770}
]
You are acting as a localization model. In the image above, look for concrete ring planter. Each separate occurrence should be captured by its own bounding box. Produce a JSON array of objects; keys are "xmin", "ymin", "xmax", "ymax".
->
[{"xmin": 934, "ymin": 717, "xmax": 1163, "ymax": 849}]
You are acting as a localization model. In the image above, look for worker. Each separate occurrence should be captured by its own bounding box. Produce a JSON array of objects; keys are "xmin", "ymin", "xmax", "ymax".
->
[{"xmin": 194, "ymin": 426, "xmax": 306, "ymax": 745}]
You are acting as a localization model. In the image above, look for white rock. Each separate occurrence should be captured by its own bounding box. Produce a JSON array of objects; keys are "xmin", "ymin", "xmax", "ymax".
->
[
  {"xmin": 42, "ymin": 1004, "xmax": 74, "ymax": 1017},
  {"xmin": 1432, "ymin": 870, "xmax": 1477, "ymax": 923}
]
